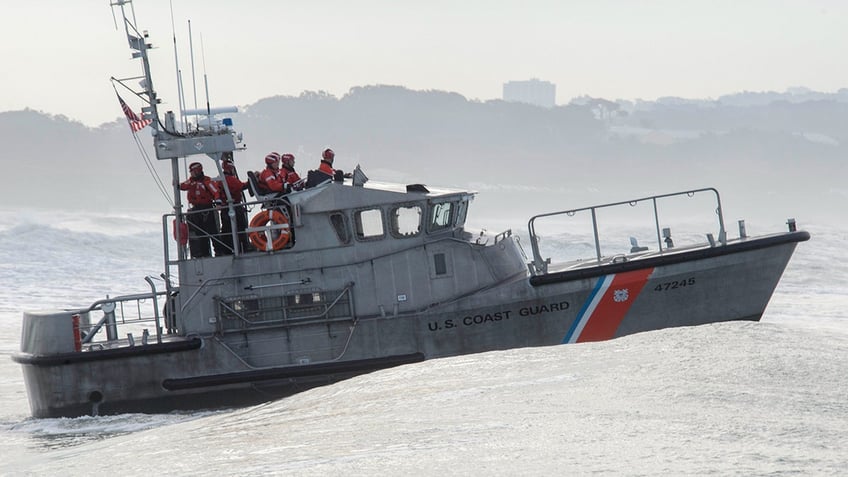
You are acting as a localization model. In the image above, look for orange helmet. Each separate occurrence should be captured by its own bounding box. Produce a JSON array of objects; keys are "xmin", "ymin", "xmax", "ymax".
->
[
  {"xmin": 322, "ymin": 148, "xmax": 335, "ymax": 161},
  {"xmin": 281, "ymin": 153, "xmax": 295, "ymax": 167},
  {"xmin": 189, "ymin": 162, "xmax": 203, "ymax": 172},
  {"xmin": 264, "ymin": 152, "xmax": 281, "ymax": 165}
]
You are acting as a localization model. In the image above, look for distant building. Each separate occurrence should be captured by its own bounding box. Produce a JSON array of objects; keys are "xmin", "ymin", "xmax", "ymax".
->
[{"xmin": 503, "ymin": 79, "xmax": 556, "ymax": 108}]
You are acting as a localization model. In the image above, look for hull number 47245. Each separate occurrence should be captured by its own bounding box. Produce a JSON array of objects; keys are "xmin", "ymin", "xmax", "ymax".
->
[{"xmin": 654, "ymin": 277, "xmax": 696, "ymax": 292}]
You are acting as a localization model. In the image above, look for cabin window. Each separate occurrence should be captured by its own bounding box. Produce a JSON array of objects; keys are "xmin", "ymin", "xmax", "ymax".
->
[
  {"xmin": 433, "ymin": 253, "xmax": 447, "ymax": 275},
  {"xmin": 429, "ymin": 250, "xmax": 452, "ymax": 278},
  {"xmin": 354, "ymin": 208, "xmax": 385, "ymax": 240},
  {"xmin": 455, "ymin": 199, "xmax": 469, "ymax": 227},
  {"xmin": 428, "ymin": 202, "xmax": 454, "ymax": 233},
  {"xmin": 330, "ymin": 212, "xmax": 351, "ymax": 244},
  {"xmin": 390, "ymin": 204, "xmax": 422, "ymax": 238}
]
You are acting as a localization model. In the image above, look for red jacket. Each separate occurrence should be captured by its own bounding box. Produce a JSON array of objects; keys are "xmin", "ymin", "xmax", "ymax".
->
[
  {"xmin": 282, "ymin": 167, "xmax": 303, "ymax": 191},
  {"xmin": 258, "ymin": 167, "xmax": 285, "ymax": 193},
  {"xmin": 318, "ymin": 161, "xmax": 335, "ymax": 177},
  {"xmin": 180, "ymin": 176, "xmax": 220, "ymax": 206},
  {"xmin": 218, "ymin": 174, "xmax": 249, "ymax": 203}
]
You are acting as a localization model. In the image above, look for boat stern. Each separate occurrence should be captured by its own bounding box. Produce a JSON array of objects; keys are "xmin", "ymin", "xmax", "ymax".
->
[{"xmin": 19, "ymin": 310, "xmax": 88, "ymax": 355}]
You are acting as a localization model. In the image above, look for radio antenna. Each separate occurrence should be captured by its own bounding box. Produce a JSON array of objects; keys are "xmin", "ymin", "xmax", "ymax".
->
[
  {"xmin": 188, "ymin": 19, "xmax": 199, "ymax": 129},
  {"xmin": 200, "ymin": 33, "xmax": 213, "ymax": 130},
  {"xmin": 168, "ymin": 0, "xmax": 187, "ymax": 133}
]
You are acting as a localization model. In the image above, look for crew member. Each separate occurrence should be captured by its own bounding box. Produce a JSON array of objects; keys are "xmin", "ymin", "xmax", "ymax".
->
[
  {"xmin": 317, "ymin": 148, "xmax": 336, "ymax": 179},
  {"xmin": 315, "ymin": 148, "xmax": 351, "ymax": 183},
  {"xmin": 179, "ymin": 162, "xmax": 221, "ymax": 258},
  {"xmin": 217, "ymin": 156, "xmax": 251, "ymax": 254},
  {"xmin": 280, "ymin": 153, "xmax": 303, "ymax": 191},
  {"xmin": 258, "ymin": 152, "xmax": 285, "ymax": 194}
]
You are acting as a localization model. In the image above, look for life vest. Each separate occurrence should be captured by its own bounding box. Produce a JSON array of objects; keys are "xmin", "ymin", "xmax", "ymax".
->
[
  {"xmin": 258, "ymin": 167, "xmax": 285, "ymax": 193},
  {"xmin": 318, "ymin": 161, "xmax": 335, "ymax": 176},
  {"xmin": 282, "ymin": 167, "xmax": 303, "ymax": 191},
  {"xmin": 180, "ymin": 176, "xmax": 219, "ymax": 206},
  {"xmin": 218, "ymin": 174, "xmax": 248, "ymax": 203}
]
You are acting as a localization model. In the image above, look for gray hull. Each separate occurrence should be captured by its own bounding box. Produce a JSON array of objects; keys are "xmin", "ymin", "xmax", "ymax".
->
[{"xmin": 14, "ymin": 231, "xmax": 807, "ymax": 418}]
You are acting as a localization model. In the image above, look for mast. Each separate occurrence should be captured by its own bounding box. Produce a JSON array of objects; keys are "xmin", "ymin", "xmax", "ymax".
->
[{"xmin": 110, "ymin": 0, "xmax": 244, "ymax": 260}]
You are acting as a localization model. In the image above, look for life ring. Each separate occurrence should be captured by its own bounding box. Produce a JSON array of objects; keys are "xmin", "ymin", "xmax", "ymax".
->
[{"xmin": 248, "ymin": 209, "xmax": 290, "ymax": 251}]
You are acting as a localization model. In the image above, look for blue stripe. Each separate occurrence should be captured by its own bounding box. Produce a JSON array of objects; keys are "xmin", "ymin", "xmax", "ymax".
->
[{"xmin": 562, "ymin": 275, "xmax": 608, "ymax": 344}]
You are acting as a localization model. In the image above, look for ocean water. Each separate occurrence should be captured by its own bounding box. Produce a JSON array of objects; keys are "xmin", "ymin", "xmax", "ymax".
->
[{"xmin": 1, "ymin": 208, "xmax": 846, "ymax": 476}]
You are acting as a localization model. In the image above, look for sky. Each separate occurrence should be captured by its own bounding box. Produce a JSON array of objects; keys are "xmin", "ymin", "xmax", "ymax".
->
[{"xmin": 1, "ymin": 0, "xmax": 846, "ymax": 127}]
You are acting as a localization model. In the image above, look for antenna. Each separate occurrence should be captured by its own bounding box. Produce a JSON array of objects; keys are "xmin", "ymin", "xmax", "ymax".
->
[
  {"xmin": 177, "ymin": 69, "xmax": 187, "ymax": 131},
  {"xmin": 201, "ymin": 33, "xmax": 213, "ymax": 131},
  {"xmin": 188, "ymin": 20, "xmax": 199, "ymax": 129},
  {"xmin": 169, "ymin": 0, "xmax": 187, "ymax": 134}
]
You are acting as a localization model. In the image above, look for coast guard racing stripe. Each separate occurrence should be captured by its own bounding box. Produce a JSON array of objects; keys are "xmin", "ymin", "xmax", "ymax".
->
[{"xmin": 563, "ymin": 268, "xmax": 654, "ymax": 343}]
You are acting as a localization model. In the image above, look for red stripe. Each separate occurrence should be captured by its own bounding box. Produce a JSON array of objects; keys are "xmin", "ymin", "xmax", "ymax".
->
[{"xmin": 577, "ymin": 268, "xmax": 654, "ymax": 342}]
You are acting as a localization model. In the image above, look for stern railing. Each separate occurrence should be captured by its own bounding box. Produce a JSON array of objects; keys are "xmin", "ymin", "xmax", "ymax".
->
[{"xmin": 79, "ymin": 280, "xmax": 169, "ymax": 347}]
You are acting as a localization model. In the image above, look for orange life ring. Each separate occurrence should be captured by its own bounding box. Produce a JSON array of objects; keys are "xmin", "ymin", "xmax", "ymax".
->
[{"xmin": 248, "ymin": 209, "xmax": 290, "ymax": 251}]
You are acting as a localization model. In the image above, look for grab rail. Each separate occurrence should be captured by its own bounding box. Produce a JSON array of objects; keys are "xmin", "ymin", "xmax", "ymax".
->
[
  {"xmin": 80, "ymin": 286, "xmax": 168, "ymax": 345},
  {"xmin": 216, "ymin": 284, "xmax": 356, "ymax": 332},
  {"xmin": 527, "ymin": 188, "xmax": 726, "ymax": 275}
]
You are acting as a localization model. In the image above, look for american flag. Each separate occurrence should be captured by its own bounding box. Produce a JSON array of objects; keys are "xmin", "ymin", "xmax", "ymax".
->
[{"xmin": 117, "ymin": 94, "xmax": 153, "ymax": 132}]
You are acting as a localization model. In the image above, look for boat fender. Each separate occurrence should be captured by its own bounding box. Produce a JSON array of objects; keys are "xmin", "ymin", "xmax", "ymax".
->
[
  {"xmin": 172, "ymin": 219, "xmax": 188, "ymax": 246},
  {"xmin": 72, "ymin": 314, "xmax": 82, "ymax": 352},
  {"xmin": 249, "ymin": 209, "xmax": 290, "ymax": 251}
]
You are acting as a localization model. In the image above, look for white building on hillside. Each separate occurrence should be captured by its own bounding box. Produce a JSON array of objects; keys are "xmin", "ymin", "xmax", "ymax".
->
[{"xmin": 503, "ymin": 79, "xmax": 556, "ymax": 108}]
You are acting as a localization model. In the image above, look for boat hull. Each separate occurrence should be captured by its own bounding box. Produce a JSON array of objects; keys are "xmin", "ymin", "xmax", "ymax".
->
[{"xmin": 13, "ymin": 232, "xmax": 807, "ymax": 418}]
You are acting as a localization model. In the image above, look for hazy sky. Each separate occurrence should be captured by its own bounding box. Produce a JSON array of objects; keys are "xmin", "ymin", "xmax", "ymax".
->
[{"xmin": 1, "ymin": 0, "xmax": 845, "ymax": 126}]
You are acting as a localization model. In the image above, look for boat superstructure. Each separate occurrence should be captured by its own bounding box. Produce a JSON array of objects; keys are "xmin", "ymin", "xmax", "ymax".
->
[{"xmin": 13, "ymin": 2, "xmax": 809, "ymax": 418}]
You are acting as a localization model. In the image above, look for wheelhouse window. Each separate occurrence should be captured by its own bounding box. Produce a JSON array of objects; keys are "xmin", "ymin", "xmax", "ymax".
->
[
  {"xmin": 354, "ymin": 208, "xmax": 385, "ymax": 240},
  {"xmin": 428, "ymin": 201, "xmax": 455, "ymax": 233},
  {"xmin": 455, "ymin": 199, "xmax": 469, "ymax": 227},
  {"xmin": 390, "ymin": 204, "xmax": 422, "ymax": 238},
  {"xmin": 330, "ymin": 212, "xmax": 351, "ymax": 244}
]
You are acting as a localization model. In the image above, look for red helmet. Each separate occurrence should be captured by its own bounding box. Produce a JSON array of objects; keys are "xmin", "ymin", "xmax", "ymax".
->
[
  {"xmin": 189, "ymin": 162, "xmax": 203, "ymax": 172},
  {"xmin": 264, "ymin": 152, "xmax": 281, "ymax": 165},
  {"xmin": 322, "ymin": 148, "xmax": 335, "ymax": 161},
  {"xmin": 222, "ymin": 159, "xmax": 235, "ymax": 173},
  {"xmin": 281, "ymin": 153, "xmax": 295, "ymax": 167}
]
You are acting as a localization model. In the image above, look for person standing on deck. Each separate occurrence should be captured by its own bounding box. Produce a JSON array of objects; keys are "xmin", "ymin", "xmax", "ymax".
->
[
  {"xmin": 216, "ymin": 156, "xmax": 251, "ymax": 254},
  {"xmin": 179, "ymin": 162, "xmax": 221, "ymax": 258}
]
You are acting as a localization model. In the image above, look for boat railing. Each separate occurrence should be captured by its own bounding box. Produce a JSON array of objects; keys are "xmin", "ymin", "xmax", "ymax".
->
[
  {"xmin": 160, "ymin": 197, "xmax": 288, "ymax": 290},
  {"xmin": 79, "ymin": 285, "xmax": 169, "ymax": 347},
  {"xmin": 527, "ymin": 188, "xmax": 726, "ymax": 275},
  {"xmin": 162, "ymin": 193, "xmax": 296, "ymax": 257}
]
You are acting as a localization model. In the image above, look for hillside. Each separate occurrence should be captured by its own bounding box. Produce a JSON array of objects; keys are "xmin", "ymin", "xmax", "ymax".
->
[{"xmin": 1, "ymin": 86, "xmax": 845, "ymax": 226}]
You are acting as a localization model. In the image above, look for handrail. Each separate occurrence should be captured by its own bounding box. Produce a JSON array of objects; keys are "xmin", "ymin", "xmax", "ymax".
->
[
  {"xmin": 527, "ymin": 188, "xmax": 725, "ymax": 275},
  {"xmin": 144, "ymin": 276, "xmax": 164, "ymax": 344},
  {"xmin": 80, "ymin": 289, "xmax": 168, "ymax": 344}
]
